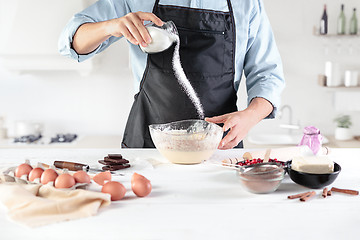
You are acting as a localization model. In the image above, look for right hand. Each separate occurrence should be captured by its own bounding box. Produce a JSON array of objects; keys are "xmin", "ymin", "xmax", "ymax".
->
[{"xmin": 107, "ymin": 11, "xmax": 163, "ymax": 47}]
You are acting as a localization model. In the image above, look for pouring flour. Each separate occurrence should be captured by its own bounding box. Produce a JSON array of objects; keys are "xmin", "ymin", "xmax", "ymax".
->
[{"xmin": 140, "ymin": 21, "xmax": 205, "ymax": 119}]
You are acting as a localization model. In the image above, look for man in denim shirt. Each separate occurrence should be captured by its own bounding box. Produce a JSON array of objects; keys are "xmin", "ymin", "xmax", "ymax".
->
[{"xmin": 59, "ymin": 0, "xmax": 285, "ymax": 149}]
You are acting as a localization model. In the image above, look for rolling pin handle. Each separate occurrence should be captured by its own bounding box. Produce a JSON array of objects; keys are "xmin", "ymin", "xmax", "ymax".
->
[{"xmin": 53, "ymin": 161, "xmax": 88, "ymax": 171}]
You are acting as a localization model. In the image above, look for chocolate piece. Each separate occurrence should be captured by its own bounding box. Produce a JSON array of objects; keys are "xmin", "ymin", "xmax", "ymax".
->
[
  {"xmin": 102, "ymin": 164, "xmax": 131, "ymax": 171},
  {"xmin": 99, "ymin": 159, "xmax": 129, "ymax": 165},
  {"xmin": 103, "ymin": 157, "xmax": 129, "ymax": 164},
  {"xmin": 107, "ymin": 154, "xmax": 123, "ymax": 159}
]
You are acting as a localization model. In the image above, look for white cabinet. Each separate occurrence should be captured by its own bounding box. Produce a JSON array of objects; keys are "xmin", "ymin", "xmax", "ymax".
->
[{"xmin": 0, "ymin": 0, "xmax": 95, "ymax": 74}]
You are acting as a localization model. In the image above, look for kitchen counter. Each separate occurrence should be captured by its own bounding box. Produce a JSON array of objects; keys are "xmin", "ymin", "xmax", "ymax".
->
[
  {"xmin": 2, "ymin": 135, "xmax": 358, "ymax": 150},
  {"xmin": 0, "ymin": 148, "xmax": 359, "ymax": 240},
  {"xmin": 244, "ymin": 135, "xmax": 360, "ymax": 149},
  {"xmin": 0, "ymin": 135, "xmax": 123, "ymax": 149}
]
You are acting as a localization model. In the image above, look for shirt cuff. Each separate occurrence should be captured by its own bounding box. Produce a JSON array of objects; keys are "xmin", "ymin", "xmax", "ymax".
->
[
  {"xmin": 69, "ymin": 44, "xmax": 102, "ymax": 62},
  {"xmin": 58, "ymin": 16, "xmax": 101, "ymax": 62},
  {"xmin": 247, "ymin": 84, "xmax": 282, "ymax": 119}
]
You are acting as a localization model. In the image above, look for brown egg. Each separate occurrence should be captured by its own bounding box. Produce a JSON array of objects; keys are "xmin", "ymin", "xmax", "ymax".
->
[
  {"xmin": 41, "ymin": 169, "xmax": 59, "ymax": 185},
  {"xmin": 93, "ymin": 171, "xmax": 111, "ymax": 186},
  {"xmin": 101, "ymin": 181, "xmax": 126, "ymax": 201},
  {"xmin": 131, "ymin": 173, "xmax": 152, "ymax": 197},
  {"xmin": 55, "ymin": 173, "xmax": 76, "ymax": 188},
  {"xmin": 73, "ymin": 170, "xmax": 91, "ymax": 184},
  {"xmin": 28, "ymin": 167, "xmax": 44, "ymax": 182},
  {"xmin": 15, "ymin": 163, "xmax": 33, "ymax": 178}
]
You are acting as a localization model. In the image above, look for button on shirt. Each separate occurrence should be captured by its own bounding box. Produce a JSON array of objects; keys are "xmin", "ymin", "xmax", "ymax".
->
[{"xmin": 58, "ymin": 0, "xmax": 285, "ymax": 118}]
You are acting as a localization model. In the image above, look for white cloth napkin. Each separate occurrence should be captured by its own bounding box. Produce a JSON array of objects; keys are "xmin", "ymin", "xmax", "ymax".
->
[{"xmin": 0, "ymin": 182, "xmax": 111, "ymax": 228}]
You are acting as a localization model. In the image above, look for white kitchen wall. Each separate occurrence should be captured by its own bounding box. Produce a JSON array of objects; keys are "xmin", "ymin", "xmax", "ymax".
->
[
  {"xmin": 0, "ymin": 42, "xmax": 134, "ymax": 137},
  {"xmin": 249, "ymin": 0, "xmax": 360, "ymax": 137},
  {"xmin": 0, "ymin": 0, "xmax": 359, "ymax": 139}
]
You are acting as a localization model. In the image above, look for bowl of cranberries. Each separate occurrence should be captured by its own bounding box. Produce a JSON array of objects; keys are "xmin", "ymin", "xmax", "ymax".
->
[{"xmin": 235, "ymin": 158, "xmax": 286, "ymax": 168}]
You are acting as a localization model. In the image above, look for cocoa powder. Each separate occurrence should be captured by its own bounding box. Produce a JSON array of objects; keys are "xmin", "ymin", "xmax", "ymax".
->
[{"xmin": 239, "ymin": 165, "xmax": 284, "ymax": 194}]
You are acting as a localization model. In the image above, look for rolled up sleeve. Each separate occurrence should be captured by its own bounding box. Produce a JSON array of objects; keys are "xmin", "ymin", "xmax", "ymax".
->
[
  {"xmin": 243, "ymin": 0, "xmax": 285, "ymax": 118},
  {"xmin": 58, "ymin": 0, "xmax": 129, "ymax": 62}
]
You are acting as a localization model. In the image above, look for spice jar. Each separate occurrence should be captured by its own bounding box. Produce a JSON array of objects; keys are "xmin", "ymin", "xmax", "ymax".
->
[{"xmin": 298, "ymin": 126, "xmax": 323, "ymax": 155}]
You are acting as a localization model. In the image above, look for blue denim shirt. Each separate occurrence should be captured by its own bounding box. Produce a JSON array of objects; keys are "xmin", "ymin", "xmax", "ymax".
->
[{"xmin": 58, "ymin": 0, "xmax": 285, "ymax": 118}]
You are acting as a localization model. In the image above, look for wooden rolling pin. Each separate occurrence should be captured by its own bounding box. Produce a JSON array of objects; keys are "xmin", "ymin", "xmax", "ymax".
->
[
  {"xmin": 242, "ymin": 146, "xmax": 330, "ymax": 162},
  {"xmin": 222, "ymin": 146, "xmax": 331, "ymax": 165}
]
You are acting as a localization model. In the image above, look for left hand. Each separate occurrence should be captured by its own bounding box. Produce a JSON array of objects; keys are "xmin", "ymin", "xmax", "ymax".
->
[
  {"xmin": 206, "ymin": 111, "xmax": 257, "ymax": 149},
  {"xmin": 206, "ymin": 97, "xmax": 274, "ymax": 149}
]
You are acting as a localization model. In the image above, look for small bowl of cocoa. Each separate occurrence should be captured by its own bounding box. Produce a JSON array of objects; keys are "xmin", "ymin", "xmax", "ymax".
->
[{"xmin": 236, "ymin": 162, "xmax": 285, "ymax": 194}]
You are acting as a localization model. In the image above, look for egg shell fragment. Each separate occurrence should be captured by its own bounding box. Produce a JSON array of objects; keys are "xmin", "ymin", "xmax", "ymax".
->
[
  {"xmin": 93, "ymin": 171, "xmax": 111, "ymax": 186},
  {"xmin": 73, "ymin": 170, "xmax": 91, "ymax": 184},
  {"xmin": 102, "ymin": 181, "xmax": 126, "ymax": 201}
]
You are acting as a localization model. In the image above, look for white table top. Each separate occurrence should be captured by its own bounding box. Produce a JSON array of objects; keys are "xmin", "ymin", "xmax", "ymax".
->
[{"xmin": 0, "ymin": 148, "xmax": 359, "ymax": 240}]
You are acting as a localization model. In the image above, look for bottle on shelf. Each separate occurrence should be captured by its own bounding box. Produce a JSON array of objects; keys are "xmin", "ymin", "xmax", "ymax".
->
[
  {"xmin": 320, "ymin": 4, "xmax": 328, "ymax": 35},
  {"xmin": 349, "ymin": 8, "xmax": 358, "ymax": 35},
  {"xmin": 337, "ymin": 4, "xmax": 346, "ymax": 35}
]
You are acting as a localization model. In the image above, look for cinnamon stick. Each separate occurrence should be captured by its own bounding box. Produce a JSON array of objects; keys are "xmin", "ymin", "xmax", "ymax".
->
[
  {"xmin": 322, "ymin": 188, "xmax": 328, "ymax": 198},
  {"xmin": 327, "ymin": 190, "xmax": 332, "ymax": 196},
  {"xmin": 288, "ymin": 191, "xmax": 312, "ymax": 199},
  {"xmin": 331, "ymin": 187, "xmax": 359, "ymax": 195},
  {"xmin": 300, "ymin": 191, "xmax": 316, "ymax": 202}
]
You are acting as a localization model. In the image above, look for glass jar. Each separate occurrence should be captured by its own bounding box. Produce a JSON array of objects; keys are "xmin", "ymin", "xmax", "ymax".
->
[
  {"xmin": 298, "ymin": 126, "xmax": 323, "ymax": 155},
  {"xmin": 139, "ymin": 21, "xmax": 178, "ymax": 54}
]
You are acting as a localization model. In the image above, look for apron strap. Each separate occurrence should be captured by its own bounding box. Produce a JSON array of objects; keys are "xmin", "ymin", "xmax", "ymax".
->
[
  {"xmin": 226, "ymin": 0, "xmax": 233, "ymax": 13},
  {"xmin": 152, "ymin": 0, "xmax": 160, "ymax": 12}
]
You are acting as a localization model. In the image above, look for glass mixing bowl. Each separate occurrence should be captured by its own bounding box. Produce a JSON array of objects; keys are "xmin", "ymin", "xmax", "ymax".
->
[
  {"xmin": 149, "ymin": 119, "xmax": 223, "ymax": 164},
  {"xmin": 236, "ymin": 163, "xmax": 285, "ymax": 194}
]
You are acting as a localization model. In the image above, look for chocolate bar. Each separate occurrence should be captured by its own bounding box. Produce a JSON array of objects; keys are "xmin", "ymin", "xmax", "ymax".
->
[
  {"xmin": 103, "ymin": 157, "xmax": 129, "ymax": 164},
  {"xmin": 107, "ymin": 154, "xmax": 123, "ymax": 159},
  {"xmin": 99, "ymin": 159, "xmax": 129, "ymax": 165},
  {"xmin": 102, "ymin": 164, "xmax": 130, "ymax": 171}
]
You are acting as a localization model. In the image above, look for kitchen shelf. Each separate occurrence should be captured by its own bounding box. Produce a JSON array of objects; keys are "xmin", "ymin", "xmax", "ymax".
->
[
  {"xmin": 320, "ymin": 86, "xmax": 360, "ymax": 90},
  {"xmin": 314, "ymin": 34, "xmax": 360, "ymax": 38},
  {"xmin": 313, "ymin": 27, "xmax": 360, "ymax": 38},
  {"xmin": 318, "ymin": 75, "xmax": 360, "ymax": 90}
]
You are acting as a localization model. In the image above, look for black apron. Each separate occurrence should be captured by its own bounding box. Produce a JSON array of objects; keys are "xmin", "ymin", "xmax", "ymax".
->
[{"xmin": 122, "ymin": 0, "xmax": 242, "ymax": 148}]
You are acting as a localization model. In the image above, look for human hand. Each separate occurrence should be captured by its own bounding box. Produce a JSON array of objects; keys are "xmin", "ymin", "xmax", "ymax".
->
[
  {"xmin": 107, "ymin": 11, "xmax": 163, "ymax": 47},
  {"xmin": 206, "ymin": 98, "xmax": 273, "ymax": 149},
  {"xmin": 205, "ymin": 111, "xmax": 258, "ymax": 150}
]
